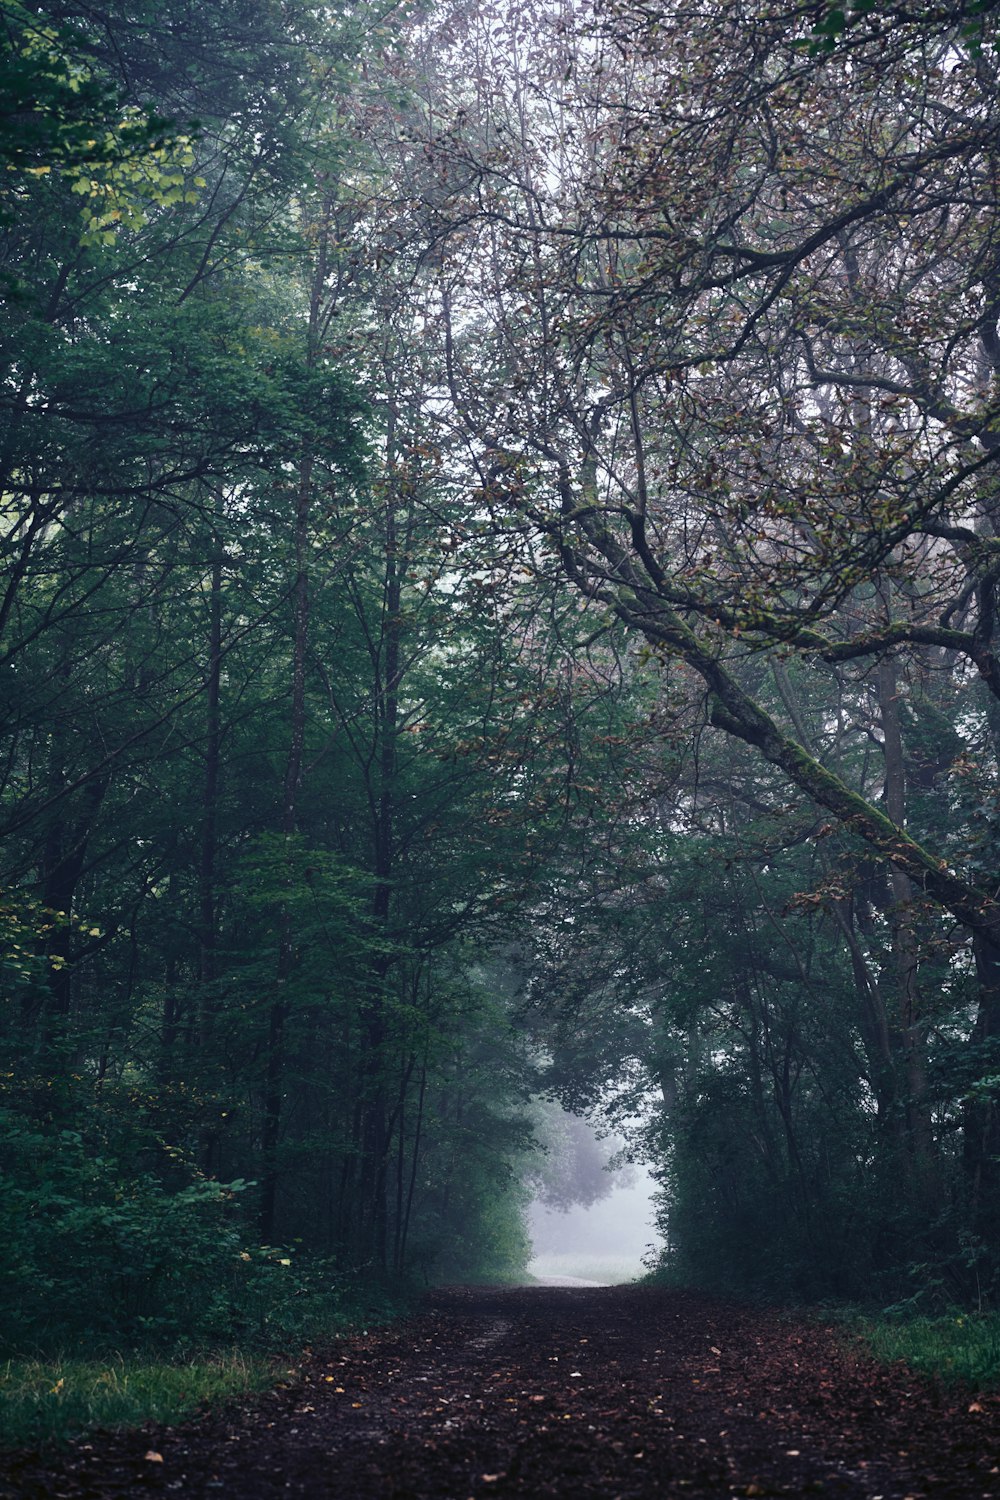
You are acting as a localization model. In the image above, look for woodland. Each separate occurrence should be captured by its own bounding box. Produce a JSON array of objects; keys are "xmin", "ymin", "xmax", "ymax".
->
[{"xmin": 3, "ymin": 0, "xmax": 1000, "ymax": 1367}]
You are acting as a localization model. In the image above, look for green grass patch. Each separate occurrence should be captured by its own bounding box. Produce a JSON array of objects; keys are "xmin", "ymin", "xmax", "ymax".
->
[
  {"xmin": 0, "ymin": 1278, "xmax": 418, "ymax": 1452},
  {"xmin": 855, "ymin": 1312, "xmax": 1000, "ymax": 1389},
  {"xmin": 0, "ymin": 1351, "xmax": 272, "ymax": 1451}
]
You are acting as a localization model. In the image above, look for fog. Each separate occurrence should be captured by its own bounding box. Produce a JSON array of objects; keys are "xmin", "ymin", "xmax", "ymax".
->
[{"xmin": 526, "ymin": 1111, "xmax": 661, "ymax": 1285}]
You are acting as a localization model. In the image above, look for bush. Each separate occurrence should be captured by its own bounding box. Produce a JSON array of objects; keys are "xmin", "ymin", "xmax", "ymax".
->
[{"xmin": 0, "ymin": 1098, "xmax": 251, "ymax": 1350}]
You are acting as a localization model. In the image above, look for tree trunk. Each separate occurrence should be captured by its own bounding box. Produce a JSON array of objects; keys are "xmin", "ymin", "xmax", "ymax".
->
[
  {"xmin": 258, "ymin": 190, "xmax": 333, "ymax": 1242},
  {"xmin": 259, "ymin": 454, "xmax": 314, "ymax": 1244},
  {"xmin": 965, "ymin": 934, "xmax": 1000, "ymax": 1249},
  {"xmin": 877, "ymin": 656, "xmax": 936, "ymax": 1177}
]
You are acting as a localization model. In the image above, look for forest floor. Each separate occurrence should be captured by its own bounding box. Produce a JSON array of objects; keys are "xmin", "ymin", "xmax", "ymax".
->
[{"xmin": 2, "ymin": 1284, "xmax": 999, "ymax": 1499}]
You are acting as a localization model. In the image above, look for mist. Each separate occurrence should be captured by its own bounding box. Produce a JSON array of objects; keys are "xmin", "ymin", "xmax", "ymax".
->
[{"xmin": 525, "ymin": 1110, "xmax": 661, "ymax": 1285}]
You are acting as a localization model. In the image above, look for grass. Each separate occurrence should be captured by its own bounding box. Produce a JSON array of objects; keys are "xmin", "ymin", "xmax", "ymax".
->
[
  {"xmin": 528, "ymin": 1252, "xmax": 642, "ymax": 1285},
  {"xmin": 0, "ymin": 1350, "xmax": 275, "ymax": 1451},
  {"xmin": 854, "ymin": 1311, "xmax": 1000, "ymax": 1390},
  {"xmin": 0, "ymin": 1275, "xmax": 419, "ymax": 1452}
]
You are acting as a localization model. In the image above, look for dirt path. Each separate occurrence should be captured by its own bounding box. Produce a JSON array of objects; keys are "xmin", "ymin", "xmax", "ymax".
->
[{"xmin": 3, "ymin": 1285, "xmax": 999, "ymax": 1498}]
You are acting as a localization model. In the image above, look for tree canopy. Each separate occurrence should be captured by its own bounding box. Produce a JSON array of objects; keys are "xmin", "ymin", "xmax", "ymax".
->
[{"xmin": 4, "ymin": 0, "xmax": 1000, "ymax": 1341}]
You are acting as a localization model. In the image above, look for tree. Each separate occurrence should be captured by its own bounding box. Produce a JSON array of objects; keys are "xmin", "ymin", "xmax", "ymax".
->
[
  {"xmin": 381, "ymin": 0, "xmax": 1000, "ymax": 1292},
  {"xmin": 0, "ymin": 0, "xmax": 630, "ymax": 1322}
]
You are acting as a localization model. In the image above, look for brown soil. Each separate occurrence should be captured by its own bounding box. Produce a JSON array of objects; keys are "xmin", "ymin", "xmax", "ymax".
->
[{"xmin": 2, "ymin": 1285, "xmax": 999, "ymax": 1498}]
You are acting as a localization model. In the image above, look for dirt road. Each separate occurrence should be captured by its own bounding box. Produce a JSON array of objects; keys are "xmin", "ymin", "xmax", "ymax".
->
[{"xmin": 3, "ymin": 1285, "xmax": 999, "ymax": 1498}]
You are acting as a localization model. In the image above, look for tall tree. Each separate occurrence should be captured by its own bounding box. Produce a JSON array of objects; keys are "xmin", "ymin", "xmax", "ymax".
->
[{"xmin": 381, "ymin": 0, "xmax": 1000, "ymax": 1290}]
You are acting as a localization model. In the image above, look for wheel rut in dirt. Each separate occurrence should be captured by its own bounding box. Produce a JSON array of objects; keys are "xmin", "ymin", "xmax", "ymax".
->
[{"xmin": 2, "ymin": 1285, "xmax": 999, "ymax": 1498}]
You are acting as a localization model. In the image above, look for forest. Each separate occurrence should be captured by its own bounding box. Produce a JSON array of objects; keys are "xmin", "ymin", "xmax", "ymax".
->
[{"xmin": 3, "ymin": 0, "xmax": 1000, "ymax": 1372}]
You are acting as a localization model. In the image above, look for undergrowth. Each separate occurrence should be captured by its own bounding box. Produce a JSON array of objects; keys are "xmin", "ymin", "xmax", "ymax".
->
[
  {"xmin": 854, "ymin": 1312, "xmax": 1000, "ymax": 1390},
  {"xmin": 0, "ymin": 1351, "xmax": 271, "ymax": 1451},
  {"xmin": 0, "ymin": 1277, "xmax": 415, "ymax": 1451}
]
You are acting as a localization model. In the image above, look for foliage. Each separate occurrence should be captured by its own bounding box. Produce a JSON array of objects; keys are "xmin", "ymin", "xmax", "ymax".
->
[
  {"xmin": 0, "ymin": 0, "xmax": 568, "ymax": 1352},
  {"xmin": 369, "ymin": 0, "xmax": 1000, "ymax": 1307},
  {"xmin": 0, "ymin": 0, "xmax": 178, "ymax": 206},
  {"xmin": 0, "ymin": 1076, "xmax": 245, "ymax": 1350},
  {"xmin": 8, "ymin": 0, "xmax": 1000, "ymax": 1382}
]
